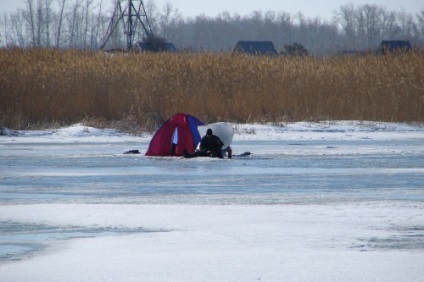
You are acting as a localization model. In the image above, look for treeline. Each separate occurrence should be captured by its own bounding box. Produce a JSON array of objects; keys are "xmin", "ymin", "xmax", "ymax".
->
[{"xmin": 0, "ymin": 0, "xmax": 424, "ymax": 55}]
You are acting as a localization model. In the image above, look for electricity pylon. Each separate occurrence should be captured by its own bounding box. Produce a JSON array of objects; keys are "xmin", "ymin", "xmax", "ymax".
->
[{"xmin": 100, "ymin": 0, "xmax": 153, "ymax": 50}]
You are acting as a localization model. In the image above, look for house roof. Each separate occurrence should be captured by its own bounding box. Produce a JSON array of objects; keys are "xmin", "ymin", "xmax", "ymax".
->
[
  {"xmin": 377, "ymin": 40, "xmax": 412, "ymax": 54},
  {"xmin": 138, "ymin": 42, "xmax": 177, "ymax": 52},
  {"xmin": 233, "ymin": 41, "xmax": 278, "ymax": 56}
]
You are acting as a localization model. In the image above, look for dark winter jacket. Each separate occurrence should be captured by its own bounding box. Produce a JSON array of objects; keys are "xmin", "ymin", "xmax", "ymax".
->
[
  {"xmin": 199, "ymin": 135, "xmax": 223, "ymax": 153},
  {"xmin": 184, "ymin": 133, "xmax": 224, "ymax": 158}
]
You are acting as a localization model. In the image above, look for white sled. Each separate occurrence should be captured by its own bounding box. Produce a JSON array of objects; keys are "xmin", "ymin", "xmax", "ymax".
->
[{"xmin": 197, "ymin": 122, "xmax": 234, "ymax": 151}]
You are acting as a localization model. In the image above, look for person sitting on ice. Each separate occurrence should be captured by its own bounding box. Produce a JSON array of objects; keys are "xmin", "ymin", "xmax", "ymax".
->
[{"xmin": 184, "ymin": 128, "xmax": 224, "ymax": 158}]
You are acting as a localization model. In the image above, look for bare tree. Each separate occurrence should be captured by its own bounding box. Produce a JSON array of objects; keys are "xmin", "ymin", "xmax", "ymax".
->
[
  {"xmin": 380, "ymin": 11, "xmax": 398, "ymax": 40},
  {"xmin": 276, "ymin": 12, "xmax": 293, "ymax": 45},
  {"xmin": 42, "ymin": 0, "xmax": 54, "ymax": 46},
  {"xmin": 0, "ymin": 13, "xmax": 8, "ymax": 46},
  {"xmin": 55, "ymin": 0, "xmax": 66, "ymax": 48},
  {"xmin": 417, "ymin": 9, "xmax": 424, "ymax": 43},
  {"xmin": 81, "ymin": 0, "xmax": 93, "ymax": 48},
  {"xmin": 159, "ymin": 2, "xmax": 173, "ymax": 39},
  {"xmin": 145, "ymin": 0, "xmax": 158, "ymax": 33},
  {"xmin": 67, "ymin": 0, "xmax": 81, "ymax": 47},
  {"xmin": 23, "ymin": 0, "xmax": 37, "ymax": 46},
  {"xmin": 334, "ymin": 3, "xmax": 357, "ymax": 48},
  {"xmin": 398, "ymin": 8, "xmax": 418, "ymax": 40},
  {"xmin": 360, "ymin": 4, "xmax": 385, "ymax": 49},
  {"xmin": 36, "ymin": 0, "xmax": 43, "ymax": 46},
  {"xmin": 90, "ymin": 0, "xmax": 105, "ymax": 48},
  {"xmin": 10, "ymin": 11, "xmax": 29, "ymax": 46}
]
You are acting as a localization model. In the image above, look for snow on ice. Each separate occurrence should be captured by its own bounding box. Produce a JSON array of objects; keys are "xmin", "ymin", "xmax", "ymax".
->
[{"xmin": 0, "ymin": 121, "xmax": 423, "ymax": 282}]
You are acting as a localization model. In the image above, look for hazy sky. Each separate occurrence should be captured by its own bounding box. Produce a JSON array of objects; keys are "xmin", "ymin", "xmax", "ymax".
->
[{"xmin": 1, "ymin": 0, "xmax": 423, "ymax": 20}]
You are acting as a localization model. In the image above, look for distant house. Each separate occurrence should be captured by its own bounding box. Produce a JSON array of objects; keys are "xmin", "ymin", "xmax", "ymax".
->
[
  {"xmin": 138, "ymin": 42, "xmax": 177, "ymax": 52},
  {"xmin": 233, "ymin": 41, "xmax": 278, "ymax": 56},
  {"xmin": 338, "ymin": 50, "xmax": 366, "ymax": 56},
  {"xmin": 377, "ymin": 40, "xmax": 412, "ymax": 55}
]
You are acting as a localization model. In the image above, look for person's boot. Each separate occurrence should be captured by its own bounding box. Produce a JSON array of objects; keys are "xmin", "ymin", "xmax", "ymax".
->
[{"xmin": 184, "ymin": 149, "xmax": 189, "ymax": 158}]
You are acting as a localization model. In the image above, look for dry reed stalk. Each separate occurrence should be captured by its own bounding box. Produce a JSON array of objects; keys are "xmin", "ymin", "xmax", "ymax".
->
[{"xmin": 1, "ymin": 48, "xmax": 423, "ymax": 131}]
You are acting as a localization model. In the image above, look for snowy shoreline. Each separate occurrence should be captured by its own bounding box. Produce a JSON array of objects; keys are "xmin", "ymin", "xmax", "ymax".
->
[{"xmin": 2, "ymin": 120, "xmax": 424, "ymax": 141}]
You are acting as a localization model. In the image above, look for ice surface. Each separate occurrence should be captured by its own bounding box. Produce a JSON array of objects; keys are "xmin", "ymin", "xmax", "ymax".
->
[{"xmin": 0, "ymin": 121, "xmax": 423, "ymax": 281}]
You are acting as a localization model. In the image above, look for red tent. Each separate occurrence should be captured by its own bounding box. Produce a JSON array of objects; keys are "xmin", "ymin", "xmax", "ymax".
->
[{"xmin": 145, "ymin": 113, "xmax": 204, "ymax": 156}]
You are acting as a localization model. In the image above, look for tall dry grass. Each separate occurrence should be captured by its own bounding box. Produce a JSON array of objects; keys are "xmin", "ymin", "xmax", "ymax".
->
[{"xmin": 1, "ymin": 48, "xmax": 423, "ymax": 131}]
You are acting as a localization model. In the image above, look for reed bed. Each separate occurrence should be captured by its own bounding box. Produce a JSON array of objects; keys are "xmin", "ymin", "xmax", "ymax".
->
[{"xmin": 1, "ymin": 48, "xmax": 423, "ymax": 131}]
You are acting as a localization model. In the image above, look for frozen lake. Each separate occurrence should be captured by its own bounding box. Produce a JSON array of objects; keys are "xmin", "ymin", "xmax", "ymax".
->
[
  {"xmin": 2, "ymin": 134, "xmax": 423, "ymax": 204},
  {"xmin": 1, "ymin": 122, "xmax": 424, "ymax": 281}
]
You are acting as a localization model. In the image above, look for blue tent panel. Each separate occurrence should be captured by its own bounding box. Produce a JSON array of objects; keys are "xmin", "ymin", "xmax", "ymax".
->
[{"xmin": 187, "ymin": 115, "xmax": 203, "ymax": 147}]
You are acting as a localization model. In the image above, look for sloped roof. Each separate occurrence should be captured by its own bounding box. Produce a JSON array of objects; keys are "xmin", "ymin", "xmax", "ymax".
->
[
  {"xmin": 138, "ymin": 42, "xmax": 177, "ymax": 52},
  {"xmin": 377, "ymin": 40, "xmax": 412, "ymax": 54},
  {"xmin": 233, "ymin": 41, "xmax": 278, "ymax": 56}
]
